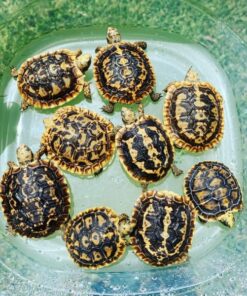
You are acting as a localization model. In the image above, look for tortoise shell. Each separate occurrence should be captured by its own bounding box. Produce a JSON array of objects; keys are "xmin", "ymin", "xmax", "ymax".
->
[
  {"xmin": 94, "ymin": 42, "xmax": 155, "ymax": 104},
  {"xmin": 41, "ymin": 106, "xmax": 115, "ymax": 175},
  {"xmin": 130, "ymin": 190, "xmax": 195, "ymax": 266},
  {"xmin": 16, "ymin": 49, "xmax": 85, "ymax": 109},
  {"xmin": 184, "ymin": 161, "xmax": 243, "ymax": 222},
  {"xmin": 0, "ymin": 159, "xmax": 70, "ymax": 238},
  {"xmin": 164, "ymin": 80, "xmax": 224, "ymax": 152},
  {"xmin": 64, "ymin": 207, "xmax": 126, "ymax": 269},
  {"xmin": 116, "ymin": 115, "xmax": 174, "ymax": 184}
]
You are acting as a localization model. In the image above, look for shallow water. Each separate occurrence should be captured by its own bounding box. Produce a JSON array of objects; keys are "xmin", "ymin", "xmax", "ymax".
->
[{"xmin": 0, "ymin": 28, "xmax": 242, "ymax": 274}]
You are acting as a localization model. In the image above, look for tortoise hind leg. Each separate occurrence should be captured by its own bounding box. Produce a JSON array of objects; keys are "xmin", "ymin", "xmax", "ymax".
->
[
  {"xmin": 94, "ymin": 168, "xmax": 103, "ymax": 176},
  {"xmin": 171, "ymin": 164, "xmax": 183, "ymax": 176},
  {"xmin": 150, "ymin": 90, "xmax": 162, "ymax": 102},
  {"xmin": 133, "ymin": 41, "xmax": 147, "ymax": 50},
  {"xmin": 102, "ymin": 102, "xmax": 115, "ymax": 114},
  {"xmin": 6, "ymin": 224, "xmax": 17, "ymax": 236},
  {"xmin": 20, "ymin": 100, "xmax": 29, "ymax": 111},
  {"xmin": 218, "ymin": 212, "xmax": 235, "ymax": 228},
  {"xmin": 198, "ymin": 216, "xmax": 208, "ymax": 224}
]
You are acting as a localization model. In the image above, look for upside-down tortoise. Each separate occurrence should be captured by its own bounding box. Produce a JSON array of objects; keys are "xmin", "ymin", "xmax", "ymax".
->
[
  {"xmin": 64, "ymin": 207, "xmax": 130, "ymax": 269},
  {"xmin": 94, "ymin": 27, "xmax": 161, "ymax": 113},
  {"xmin": 12, "ymin": 49, "xmax": 91, "ymax": 111},
  {"xmin": 130, "ymin": 190, "xmax": 195, "ymax": 266},
  {"xmin": 0, "ymin": 144, "xmax": 70, "ymax": 238},
  {"xmin": 164, "ymin": 68, "xmax": 224, "ymax": 152},
  {"xmin": 116, "ymin": 104, "xmax": 183, "ymax": 191},
  {"xmin": 37, "ymin": 106, "xmax": 116, "ymax": 176},
  {"xmin": 184, "ymin": 161, "xmax": 243, "ymax": 227}
]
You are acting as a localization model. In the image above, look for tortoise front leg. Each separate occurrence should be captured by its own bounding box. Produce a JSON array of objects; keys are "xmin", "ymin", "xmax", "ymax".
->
[
  {"xmin": 82, "ymin": 80, "xmax": 92, "ymax": 102},
  {"xmin": 95, "ymin": 46, "xmax": 103, "ymax": 53},
  {"xmin": 133, "ymin": 41, "xmax": 147, "ymax": 50},
  {"xmin": 141, "ymin": 183, "xmax": 148, "ymax": 192},
  {"xmin": 102, "ymin": 102, "xmax": 115, "ymax": 114},
  {"xmin": 34, "ymin": 145, "xmax": 47, "ymax": 160},
  {"xmin": 11, "ymin": 67, "xmax": 19, "ymax": 78}
]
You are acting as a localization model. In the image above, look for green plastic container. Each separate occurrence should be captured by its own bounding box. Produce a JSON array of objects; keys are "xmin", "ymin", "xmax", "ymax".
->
[{"xmin": 0, "ymin": 1, "xmax": 246, "ymax": 295}]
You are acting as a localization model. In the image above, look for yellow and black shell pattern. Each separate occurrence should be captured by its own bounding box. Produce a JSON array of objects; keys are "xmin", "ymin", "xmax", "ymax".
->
[
  {"xmin": 0, "ymin": 159, "xmax": 70, "ymax": 238},
  {"xmin": 41, "ymin": 106, "xmax": 115, "ymax": 176},
  {"xmin": 116, "ymin": 115, "xmax": 174, "ymax": 184},
  {"xmin": 130, "ymin": 191, "xmax": 195, "ymax": 267},
  {"xmin": 17, "ymin": 49, "xmax": 84, "ymax": 109},
  {"xmin": 184, "ymin": 161, "xmax": 243, "ymax": 222},
  {"xmin": 94, "ymin": 42, "xmax": 155, "ymax": 104},
  {"xmin": 64, "ymin": 207, "xmax": 126, "ymax": 269},
  {"xmin": 164, "ymin": 81, "xmax": 224, "ymax": 152}
]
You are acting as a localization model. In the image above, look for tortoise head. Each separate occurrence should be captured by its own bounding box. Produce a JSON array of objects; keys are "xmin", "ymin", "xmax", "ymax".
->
[
  {"xmin": 75, "ymin": 49, "xmax": 91, "ymax": 72},
  {"xmin": 118, "ymin": 213, "xmax": 131, "ymax": 237},
  {"xmin": 121, "ymin": 107, "xmax": 136, "ymax": 125},
  {"xmin": 107, "ymin": 27, "xmax": 121, "ymax": 44},
  {"xmin": 16, "ymin": 144, "xmax": 34, "ymax": 166},
  {"xmin": 43, "ymin": 117, "xmax": 54, "ymax": 129}
]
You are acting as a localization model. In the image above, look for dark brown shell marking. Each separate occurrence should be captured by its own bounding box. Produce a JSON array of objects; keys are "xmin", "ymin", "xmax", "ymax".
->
[
  {"xmin": 17, "ymin": 50, "xmax": 83, "ymax": 108},
  {"xmin": 184, "ymin": 161, "xmax": 242, "ymax": 220},
  {"xmin": 116, "ymin": 115, "xmax": 174, "ymax": 183},
  {"xmin": 64, "ymin": 207, "xmax": 126, "ymax": 269},
  {"xmin": 94, "ymin": 42, "xmax": 155, "ymax": 104},
  {"xmin": 164, "ymin": 82, "xmax": 224, "ymax": 152},
  {"xmin": 42, "ymin": 106, "xmax": 115, "ymax": 175},
  {"xmin": 0, "ymin": 160, "xmax": 70, "ymax": 238},
  {"xmin": 130, "ymin": 191, "xmax": 195, "ymax": 267}
]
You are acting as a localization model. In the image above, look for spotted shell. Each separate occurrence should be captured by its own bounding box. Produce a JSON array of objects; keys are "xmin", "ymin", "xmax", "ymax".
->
[
  {"xmin": 64, "ymin": 207, "xmax": 126, "ymax": 269},
  {"xmin": 164, "ymin": 81, "xmax": 224, "ymax": 152},
  {"xmin": 94, "ymin": 42, "xmax": 155, "ymax": 104},
  {"xmin": 116, "ymin": 115, "xmax": 174, "ymax": 184},
  {"xmin": 130, "ymin": 190, "xmax": 195, "ymax": 267},
  {"xmin": 16, "ymin": 49, "xmax": 85, "ymax": 109},
  {"xmin": 184, "ymin": 161, "xmax": 243, "ymax": 222},
  {"xmin": 0, "ymin": 159, "xmax": 70, "ymax": 238},
  {"xmin": 41, "ymin": 106, "xmax": 115, "ymax": 175}
]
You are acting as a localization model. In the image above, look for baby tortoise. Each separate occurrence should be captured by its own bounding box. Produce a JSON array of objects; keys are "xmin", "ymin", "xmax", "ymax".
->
[
  {"xmin": 130, "ymin": 190, "xmax": 195, "ymax": 267},
  {"xmin": 38, "ymin": 106, "xmax": 116, "ymax": 176},
  {"xmin": 116, "ymin": 105, "xmax": 183, "ymax": 191},
  {"xmin": 94, "ymin": 27, "xmax": 161, "ymax": 113},
  {"xmin": 64, "ymin": 207, "xmax": 130, "ymax": 269},
  {"xmin": 164, "ymin": 68, "xmax": 224, "ymax": 152},
  {"xmin": 184, "ymin": 161, "xmax": 243, "ymax": 227},
  {"xmin": 0, "ymin": 144, "xmax": 70, "ymax": 238},
  {"xmin": 12, "ymin": 49, "xmax": 91, "ymax": 111}
]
